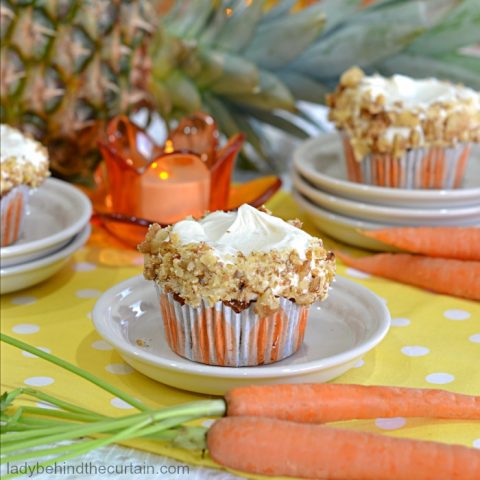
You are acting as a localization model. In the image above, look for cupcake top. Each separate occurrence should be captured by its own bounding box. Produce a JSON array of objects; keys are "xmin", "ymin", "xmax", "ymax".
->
[
  {"xmin": 139, "ymin": 204, "xmax": 336, "ymax": 314},
  {"xmin": 327, "ymin": 67, "xmax": 480, "ymax": 160},
  {"xmin": 1, "ymin": 124, "xmax": 50, "ymax": 196}
]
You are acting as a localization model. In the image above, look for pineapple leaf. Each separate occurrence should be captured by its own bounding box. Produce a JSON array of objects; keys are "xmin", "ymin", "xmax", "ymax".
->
[
  {"xmin": 192, "ymin": 49, "xmax": 260, "ymax": 95},
  {"xmin": 314, "ymin": 0, "xmax": 362, "ymax": 33},
  {"xmin": 210, "ymin": 0, "xmax": 266, "ymax": 53},
  {"xmin": 379, "ymin": 51, "xmax": 480, "ymax": 90},
  {"xmin": 203, "ymin": 93, "xmax": 276, "ymax": 171},
  {"xmin": 163, "ymin": 0, "xmax": 214, "ymax": 38},
  {"xmin": 202, "ymin": 91, "xmax": 242, "ymax": 137},
  {"xmin": 230, "ymin": 108, "xmax": 277, "ymax": 171},
  {"xmin": 262, "ymin": 0, "xmax": 297, "ymax": 22},
  {"xmin": 226, "ymin": 70, "xmax": 295, "ymax": 112},
  {"xmin": 241, "ymin": 107, "xmax": 311, "ymax": 140},
  {"xmin": 198, "ymin": 0, "xmax": 239, "ymax": 46},
  {"xmin": 290, "ymin": 1, "xmax": 430, "ymax": 79},
  {"xmin": 162, "ymin": 70, "xmax": 202, "ymax": 114},
  {"xmin": 277, "ymin": 71, "xmax": 330, "ymax": 104},
  {"xmin": 407, "ymin": 0, "xmax": 480, "ymax": 56},
  {"xmin": 243, "ymin": 4, "xmax": 326, "ymax": 69}
]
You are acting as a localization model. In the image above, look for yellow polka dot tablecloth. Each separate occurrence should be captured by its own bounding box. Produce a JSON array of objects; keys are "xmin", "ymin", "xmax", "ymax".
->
[{"xmin": 1, "ymin": 191, "xmax": 480, "ymax": 477}]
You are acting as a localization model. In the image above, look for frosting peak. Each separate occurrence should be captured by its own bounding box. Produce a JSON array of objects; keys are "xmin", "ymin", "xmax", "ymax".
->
[
  {"xmin": 0, "ymin": 125, "xmax": 48, "ymax": 167},
  {"xmin": 359, "ymin": 74, "xmax": 478, "ymax": 110},
  {"xmin": 0, "ymin": 124, "xmax": 49, "ymax": 195},
  {"xmin": 171, "ymin": 204, "xmax": 312, "ymax": 259}
]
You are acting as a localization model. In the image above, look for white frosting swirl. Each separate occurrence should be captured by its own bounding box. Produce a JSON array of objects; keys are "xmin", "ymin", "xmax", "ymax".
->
[
  {"xmin": 171, "ymin": 204, "xmax": 312, "ymax": 260},
  {"xmin": 0, "ymin": 124, "xmax": 48, "ymax": 167},
  {"xmin": 359, "ymin": 74, "xmax": 479, "ymax": 110}
]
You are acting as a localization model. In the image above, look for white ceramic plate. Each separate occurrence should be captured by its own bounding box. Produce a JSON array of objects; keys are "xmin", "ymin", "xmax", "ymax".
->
[
  {"xmin": 92, "ymin": 275, "xmax": 390, "ymax": 395},
  {"xmin": 293, "ymin": 133, "xmax": 480, "ymax": 208},
  {"xmin": 293, "ymin": 172, "xmax": 480, "ymax": 226},
  {"xmin": 293, "ymin": 191, "xmax": 397, "ymax": 251},
  {"xmin": 1, "ymin": 178, "xmax": 92, "ymax": 268},
  {"xmin": 0, "ymin": 224, "xmax": 91, "ymax": 295}
]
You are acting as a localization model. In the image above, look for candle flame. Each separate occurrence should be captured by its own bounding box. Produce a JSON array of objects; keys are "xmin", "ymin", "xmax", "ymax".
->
[{"xmin": 164, "ymin": 139, "xmax": 174, "ymax": 153}]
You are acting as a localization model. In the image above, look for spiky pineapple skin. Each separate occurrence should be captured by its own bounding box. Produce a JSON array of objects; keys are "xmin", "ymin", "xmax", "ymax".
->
[{"xmin": 1, "ymin": 0, "xmax": 159, "ymax": 181}]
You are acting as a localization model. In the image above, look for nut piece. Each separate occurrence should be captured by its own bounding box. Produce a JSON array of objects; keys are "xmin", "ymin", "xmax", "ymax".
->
[
  {"xmin": 138, "ymin": 220, "xmax": 336, "ymax": 316},
  {"xmin": 327, "ymin": 67, "xmax": 480, "ymax": 160}
]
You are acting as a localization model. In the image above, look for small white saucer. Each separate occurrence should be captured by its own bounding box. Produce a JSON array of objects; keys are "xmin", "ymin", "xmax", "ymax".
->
[
  {"xmin": 1, "ymin": 178, "xmax": 92, "ymax": 268},
  {"xmin": 0, "ymin": 224, "xmax": 90, "ymax": 295},
  {"xmin": 92, "ymin": 275, "xmax": 390, "ymax": 395},
  {"xmin": 293, "ymin": 191, "xmax": 397, "ymax": 251},
  {"xmin": 293, "ymin": 172, "xmax": 480, "ymax": 226},
  {"xmin": 293, "ymin": 133, "xmax": 480, "ymax": 208}
]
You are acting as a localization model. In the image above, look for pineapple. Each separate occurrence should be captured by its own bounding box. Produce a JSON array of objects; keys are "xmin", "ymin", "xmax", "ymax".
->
[{"xmin": 1, "ymin": 0, "xmax": 479, "ymax": 183}]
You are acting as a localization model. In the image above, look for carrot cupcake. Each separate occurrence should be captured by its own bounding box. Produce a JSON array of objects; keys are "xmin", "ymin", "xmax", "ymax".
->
[
  {"xmin": 327, "ymin": 67, "xmax": 480, "ymax": 189},
  {"xmin": 1, "ymin": 125, "xmax": 49, "ymax": 247},
  {"xmin": 138, "ymin": 204, "xmax": 336, "ymax": 367}
]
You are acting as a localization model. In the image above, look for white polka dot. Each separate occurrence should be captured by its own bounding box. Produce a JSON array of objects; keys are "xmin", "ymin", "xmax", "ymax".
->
[
  {"xmin": 346, "ymin": 268, "xmax": 371, "ymax": 279},
  {"xmin": 11, "ymin": 295, "xmax": 37, "ymax": 305},
  {"xmin": 91, "ymin": 340, "xmax": 113, "ymax": 351},
  {"xmin": 391, "ymin": 317, "xmax": 411, "ymax": 327},
  {"xmin": 86, "ymin": 312, "xmax": 92, "ymax": 320},
  {"xmin": 76, "ymin": 289, "xmax": 101, "ymax": 299},
  {"xmin": 473, "ymin": 439, "xmax": 480, "ymax": 449},
  {"xmin": 106, "ymin": 363, "xmax": 133, "ymax": 375},
  {"xmin": 12, "ymin": 324, "xmax": 40, "ymax": 334},
  {"xmin": 202, "ymin": 419, "xmax": 215, "ymax": 428},
  {"xmin": 24, "ymin": 376, "xmax": 55, "ymax": 387},
  {"xmin": 36, "ymin": 402, "xmax": 59, "ymax": 410},
  {"xmin": 425, "ymin": 372, "xmax": 455, "ymax": 385},
  {"xmin": 401, "ymin": 346, "xmax": 430, "ymax": 357},
  {"xmin": 443, "ymin": 309, "xmax": 471, "ymax": 321},
  {"xmin": 73, "ymin": 262, "xmax": 96, "ymax": 272},
  {"xmin": 22, "ymin": 347, "xmax": 51, "ymax": 358},
  {"xmin": 353, "ymin": 359, "xmax": 365, "ymax": 368},
  {"xmin": 375, "ymin": 417, "xmax": 407, "ymax": 430},
  {"xmin": 110, "ymin": 397, "xmax": 134, "ymax": 409},
  {"xmin": 469, "ymin": 334, "xmax": 480, "ymax": 344}
]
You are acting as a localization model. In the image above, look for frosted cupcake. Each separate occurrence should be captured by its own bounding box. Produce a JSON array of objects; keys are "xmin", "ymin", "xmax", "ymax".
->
[
  {"xmin": 327, "ymin": 67, "xmax": 480, "ymax": 189},
  {"xmin": 1, "ymin": 125, "xmax": 49, "ymax": 247},
  {"xmin": 138, "ymin": 204, "xmax": 336, "ymax": 367}
]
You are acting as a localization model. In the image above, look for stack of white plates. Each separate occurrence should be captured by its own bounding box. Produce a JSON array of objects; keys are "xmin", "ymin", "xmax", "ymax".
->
[
  {"xmin": 292, "ymin": 133, "xmax": 480, "ymax": 250},
  {"xmin": 1, "ymin": 178, "xmax": 92, "ymax": 294}
]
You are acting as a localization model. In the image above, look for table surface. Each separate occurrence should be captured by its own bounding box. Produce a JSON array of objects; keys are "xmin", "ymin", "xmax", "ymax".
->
[{"xmin": 2, "ymin": 190, "xmax": 479, "ymax": 480}]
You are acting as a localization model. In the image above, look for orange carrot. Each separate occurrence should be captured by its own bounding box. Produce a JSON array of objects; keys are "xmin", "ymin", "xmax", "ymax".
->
[
  {"xmin": 361, "ymin": 227, "xmax": 480, "ymax": 261},
  {"xmin": 337, "ymin": 252, "xmax": 480, "ymax": 301},
  {"xmin": 208, "ymin": 417, "xmax": 480, "ymax": 480},
  {"xmin": 226, "ymin": 384, "xmax": 480, "ymax": 423}
]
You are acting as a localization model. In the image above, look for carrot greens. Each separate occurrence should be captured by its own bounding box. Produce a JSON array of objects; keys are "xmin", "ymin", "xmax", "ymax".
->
[{"xmin": 0, "ymin": 333, "xmax": 226, "ymax": 479}]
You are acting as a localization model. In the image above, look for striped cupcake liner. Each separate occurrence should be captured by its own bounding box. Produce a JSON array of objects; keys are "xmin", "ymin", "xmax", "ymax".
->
[
  {"xmin": 156, "ymin": 286, "xmax": 310, "ymax": 367},
  {"xmin": 342, "ymin": 134, "xmax": 472, "ymax": 189},
  {"xmin": 1, "ymin": 185, "xmax": 29, "ymax": 247}
]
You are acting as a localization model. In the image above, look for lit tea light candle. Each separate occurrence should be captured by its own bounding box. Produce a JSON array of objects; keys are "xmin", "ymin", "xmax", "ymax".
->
[
  {"xmin": 139, "ymin": 153, "xmax": 210, "ymax": 223},
  {"xmin": 100, "ymin": 114, "xmax": 243, "ymax": 225}
]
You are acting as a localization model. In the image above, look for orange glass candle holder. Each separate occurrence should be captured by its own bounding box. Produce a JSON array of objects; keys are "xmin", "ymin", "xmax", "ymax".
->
[{"xmin": 98, "ymin": 113, "xmax": 244, "ymax": 224}]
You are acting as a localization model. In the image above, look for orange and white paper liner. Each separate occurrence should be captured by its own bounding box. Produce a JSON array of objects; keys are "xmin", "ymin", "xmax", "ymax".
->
[
  {"xmin": 0, "ymin": 185, "xmax": 28, "ymax": 247},
  {"xmin": 156, "ymin": 286, "xmax": 310, "ymax": 367},
  {"xmin": 342, "ymin": 134, "xmax": 472, "ymax": 189}
]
